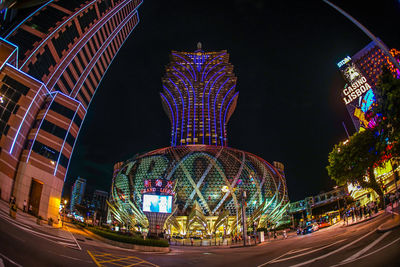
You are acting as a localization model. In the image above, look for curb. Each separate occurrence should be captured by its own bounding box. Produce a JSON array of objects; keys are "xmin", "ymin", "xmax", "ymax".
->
[
  {"xmin": 376, "ymin": 214, "xmax": 400, "ymax": 233},
  {"xmin": 340, "ymin": 212, "xmax": 383, "ymax": 228},
  {"xmin": 78, "ymin": 226, "xmax": 170, "ymax": 253}
]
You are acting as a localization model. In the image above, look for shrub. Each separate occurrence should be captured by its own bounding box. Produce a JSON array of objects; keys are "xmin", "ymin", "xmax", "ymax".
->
[{"xmin": 87, "ymin": 227, "xmax": 169, "ymax": 247}]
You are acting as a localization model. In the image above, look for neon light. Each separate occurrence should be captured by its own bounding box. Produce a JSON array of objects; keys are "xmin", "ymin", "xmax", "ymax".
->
[
  {"xmin": 54, "ymin": 106, "xmax": 79, "ymax": 175},
  {"xmin": 173, "ymin": 66, "xmax": 196, "ymax": 144},
  {"xmin": 6, "ymin": 63, "xmax": 49, "ymax": 89},
  {"xmin": 5, "ymin": 0, "xmax": 55, "ymax": 39},
  {"xmin": 163, "ymin": 85, "xmax": 178, "ymax": 146},
  {"xmin": 65, "ymin": 9, "xmax": 142, "ymax": 182},
  {"xmin": 26, "ymin": 95, "xmax": 56, "ymax": 162},
  {"xmin": 9, "ymin": 85, "xmax": 43, "ymax": 154},
  {"xmin": 73, "ymin": 9, "xmax": 139, "ymax": 98},
  {"xmin": 161, "ymin": 93, "xmax": 175, "ymax": 146},
  {"xmin": 208, "ymin": 72, "xmax": 225, "ymax": 144},
  {"xmin": 20, "ymin": 0, "xmax": 98, "ymax": 69},
  {"xmin": 223, "ymin": 92, "xmax": 239, "ymax": 145},
  {"xmin": 169, "ymin": 78, "xmax": 185, "ymax": 145},
  {"xmin": 175, "ymin": 62, "xmax": 194, "ymax": 80},
  {"xmin": 213, "ymin": 78, "xmax": 230, "ymax": 145},
  {"xmin": 220, "ymin": 84, "xmax": 236, "ymax": 146},
  {"xmin": 49, "ymin": 0, "xmax": 138, "ymax": 91},
  {"xmin": 172, "ymin": 53, "xmax": 196, "ymax": 81},
  {"xmin": 201, "ymin": 53, "xmax": 226, "ymax": 81},
  {"xmin": 171, "ymin": 69, "xmax": 190, "ymax": 143},
  {"xmin": 361, "ymin": 89, "xmax": 375, "ymax": 113},
  {"xmin": 202, "ymin": 66, "xmax": 226, "ymax": 143}
]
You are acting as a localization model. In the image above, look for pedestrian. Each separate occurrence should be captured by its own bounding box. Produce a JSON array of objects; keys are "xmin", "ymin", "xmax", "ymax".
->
[
  {"xmin": 29, "ymin": 204, "xmax": 32, "ymax": 214},
  {"xmin": 23, "ymin": 200, "xmax": 27, "ymax": 212}
]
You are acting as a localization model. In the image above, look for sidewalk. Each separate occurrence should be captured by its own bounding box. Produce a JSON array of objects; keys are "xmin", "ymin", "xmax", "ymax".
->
[
  {"xmin": 0, "ymin": 199, "xmax": 72, "ymax": 240},
  {"xmin": 340, "ymin": 210, "xmax": 384, "ymax": 228},
  {"xmin": 377, "ymin": 203, "xmax": 400, "ymax": 232}
]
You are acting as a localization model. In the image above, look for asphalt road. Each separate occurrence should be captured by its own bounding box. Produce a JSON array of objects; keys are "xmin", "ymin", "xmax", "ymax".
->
[{"xmin": 0, "ymin": 208, "xmax": 399, "ymax": 267}]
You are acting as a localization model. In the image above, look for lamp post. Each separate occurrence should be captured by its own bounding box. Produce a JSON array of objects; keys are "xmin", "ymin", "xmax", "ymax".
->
[{"xmin": 63, "ymin": 200, "xmax": 67, "ymax": 227}]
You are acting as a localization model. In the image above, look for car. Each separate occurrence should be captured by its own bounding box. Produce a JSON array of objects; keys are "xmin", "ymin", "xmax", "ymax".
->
[{"xmin": 302, "ymin": 225, "xmax": 314, "ymax": 235}]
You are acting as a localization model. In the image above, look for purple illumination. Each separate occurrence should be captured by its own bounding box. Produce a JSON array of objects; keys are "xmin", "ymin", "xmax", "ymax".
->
[
  {"xmin": 201, "ymin": 53, "xmax": 226, "ymax": 81},
  {"xmin": 172, "ymin": 68, "xmax": 191, "ymax": 143},
  {"xmin": 168, "ymin": 78, "xmax": 185, "ymax": 145},
  {"xmin": 220, "ymin": 84, "xmax": 236, "ymax": 146},
  {"xmin": 173, "ymin": 66, "xmax": 196, "ymax": 144},
  {"xmin": 163, "ymin": 85, "xmax": 179, "ymax": 146},
  {"xmin": 223, "ymin": 92, "xmax": 239, "ymax": 144},
  {"xmin": 202, "ymin": 67, "xmax": 226, "ymax": 144},
  {"xmin": 172, "ymin": 53, "xmax": 197, "ymax": 81},
  {"xmin": 213, "ymin": 78, "xmax": 230, "ymax": 145},
  {"xmin": 161, "ymin": 93, "xmax": 176, "ymax": 146},
  {"xmin": 207, "ymin": 72, "xmax": 226, "ymax": 144}
]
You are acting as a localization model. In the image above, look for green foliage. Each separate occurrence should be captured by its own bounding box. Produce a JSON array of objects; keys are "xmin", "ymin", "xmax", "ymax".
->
[
  {"xmin": 327, "ymin": 128, "xmax": 384, "ymax": 201},
  {"xmin": 374, "ymin": 68, "xmax": 400, "ymax": 158},
  {"xmin": 87, "ymin": 227, "xmax": 169, "ymax": 247}
]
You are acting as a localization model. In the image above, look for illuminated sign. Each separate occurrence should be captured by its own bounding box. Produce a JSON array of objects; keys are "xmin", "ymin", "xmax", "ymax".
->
[
  {"xmin": 142, "ymin": 194, "xmax": 172, "ymax": 213},
  {"xmin": 342, "ymin": 76, "xmax": 372, "ymax": 104},
  {"xmin": 141, "ymin": 179, "xmax": 175, "ymax": 196},
  {"xmin": 337, "ymin": 56, "xmax": 351, "ymax": 68}
]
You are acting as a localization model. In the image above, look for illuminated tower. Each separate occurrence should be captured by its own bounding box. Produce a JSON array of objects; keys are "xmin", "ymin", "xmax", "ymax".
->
[
  {"xmin": 161, "ymin": 43, "xmax": 238, "ymax": 147},
  {"xmin": 0, "ymin": 0, "xmax": 142, "ymax": 221}
]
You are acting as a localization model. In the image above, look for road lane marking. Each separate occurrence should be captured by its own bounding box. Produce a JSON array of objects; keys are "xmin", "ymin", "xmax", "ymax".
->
[
  {"xmin": 0, "ymin": 252, "xmax": 22, "ymax": 267},
  {"xmin": 286, "ymin": 247, "xmax": 312, "ymax": 254},
  {"xmin": 331, "ymin": 236, "xmax": 400, "ymax": 266},
  {"xmin": 290, "ymin": 229, "xmax": 375, "ymax": 267},
  {"xmin": 59, "ymin": 254, "xmax": 93, "ymax": 263},
  {"xmin": 259, "ymin": 239, "xmax": 346, "ymax": 266},
  {"xmin": 65, "ymin": 226, "xmax": 82, "ymax": 251},
  {"xmin": 341, "ymin": 231, "xmax": 391, "ymax": 263},
  {"xmin": 87, "ymin": 250, "xmax": 102, "ymax": 267},
  {"xmin": 87, "ymin": 250, "xmax": 160, "ymax": 267}
]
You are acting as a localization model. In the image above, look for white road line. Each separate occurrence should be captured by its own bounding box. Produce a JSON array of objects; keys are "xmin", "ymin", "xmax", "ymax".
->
[
  {"xmin": 59, "ymin": 254, "xmax": 92, "ymax": 263},
  {"xmin": 65, "ymin": 226, "xmax": 82, "ymax": 251},
  {"xmin": 0, "ymin": 213, "xmax": 32, "ymax": 229},
  {"xmin": 0, "ymin": 252, "xmax": 23, "ymax": 267},
  {"xmin": 269, "ymin": 239, "xmax": 346, "ymax": 264},
  {"xmin": 290, "ymin": 229, "xmax": 376, "ymax": 267},
  {"xmin": 258, "ymin": 251, "xmax": 293, "ymax": 267},
  {"xmin": 331, "ymin": 236, "xmax": 400, "ymax": 267},
  {"xmin": 286, "ymin": 247, "xmax": 312, "ymax": 254},
  {"xmin": 341, "ymin": 231, "xmax": 391, "ymax": 263}
]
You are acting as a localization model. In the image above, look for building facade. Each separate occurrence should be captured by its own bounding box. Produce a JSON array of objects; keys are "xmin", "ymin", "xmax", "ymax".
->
[
  {"xmin": 70, "ymin": 176, "xmax": 86, "ymax": 212},
  {"xmin": 0, "ymin": 0, "xmax": 142, "ymax": 221},
  {"xmin": 337, "ymin": 40, "xmax": 400, "ymax": 204},
  {"xmin": 92, "ymin": 189, "xmax": 108, "ymax": 222},
  {"xmin": 161, "ymin": 43, "xmax": 238, "ymax": 147},
  {"xmin": 109, "ymin": 45, "xmax": 289, "ymax": 237}
]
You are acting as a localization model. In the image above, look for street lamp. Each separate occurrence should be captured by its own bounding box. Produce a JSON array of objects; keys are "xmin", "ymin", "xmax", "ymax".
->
[{"xmin": 63, "ymin": 200, "xmax": 67, "ymax": 227}]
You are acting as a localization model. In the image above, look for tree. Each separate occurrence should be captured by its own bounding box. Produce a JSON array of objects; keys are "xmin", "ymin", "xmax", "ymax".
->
[
  {"xmin": 327, "ymin": 128, "xmax": 384, "ymax": 206},
  {"xmin": 373, "ymin": 67, "xmax": 400, "ymax": 158}
]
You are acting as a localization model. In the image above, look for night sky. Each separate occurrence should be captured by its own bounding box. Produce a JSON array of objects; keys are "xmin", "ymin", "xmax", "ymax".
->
[{"xmin": 64, "ymin": 0, "xmax": 400, "ymax": 201}]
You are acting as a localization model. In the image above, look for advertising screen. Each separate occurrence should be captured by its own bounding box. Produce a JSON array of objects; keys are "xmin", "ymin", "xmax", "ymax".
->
[{"xmin": 142, "ymin": 194, "xmax": 172, "ymax": 213}]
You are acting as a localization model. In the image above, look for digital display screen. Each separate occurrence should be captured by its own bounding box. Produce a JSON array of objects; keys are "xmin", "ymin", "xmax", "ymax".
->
[{"xmin": 142, "ymin": 194, "xmax": 172, "ymax": 213}]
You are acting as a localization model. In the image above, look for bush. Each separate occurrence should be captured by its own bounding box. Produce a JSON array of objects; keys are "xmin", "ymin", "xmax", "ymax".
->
[{"xmin": 87, "ymin": 227, "xmax": 169, "ymax": 247}]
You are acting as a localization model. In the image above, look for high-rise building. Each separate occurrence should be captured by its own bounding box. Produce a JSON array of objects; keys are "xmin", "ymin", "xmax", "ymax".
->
[
  {"xmin": 161, "ymin": 43, "xmax": 238, "ymax": 147},
  {"xmin": 92, "ymin": 189, "xmax": 108, "ymax": 222},
  {"xmin": 0, "ymin": 0, "xmax": 142, "ymax": 221},
  {"xmin": 70, "ymin": 176, "xmax": 86, "ymax": 212},
  {"xmin": 109, "ymin": 45, "xmax": 289, "ymax": 236},
  {"xmin": 337, "ymin": 40, "xmax": 400, "ymax": 131}
]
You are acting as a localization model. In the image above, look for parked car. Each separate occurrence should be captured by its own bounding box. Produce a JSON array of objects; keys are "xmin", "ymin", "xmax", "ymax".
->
[{"xmin": 302, "ymin": 225, "xmax": 314, "ymax": 235}]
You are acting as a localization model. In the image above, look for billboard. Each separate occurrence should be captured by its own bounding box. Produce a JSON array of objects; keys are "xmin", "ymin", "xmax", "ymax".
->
[{"xmin": 142, "ymin": 194, "xmax": 172, "ymax": 213}]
